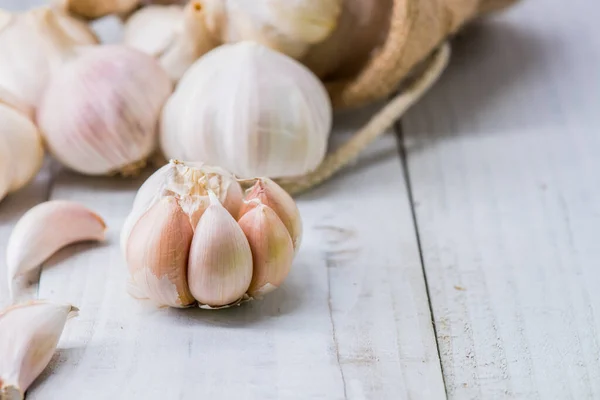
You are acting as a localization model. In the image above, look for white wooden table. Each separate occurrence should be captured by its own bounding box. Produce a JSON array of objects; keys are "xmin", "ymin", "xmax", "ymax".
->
[{"xmin": 2, "ymin": 0, "xmax": 599, "ymax": 399}]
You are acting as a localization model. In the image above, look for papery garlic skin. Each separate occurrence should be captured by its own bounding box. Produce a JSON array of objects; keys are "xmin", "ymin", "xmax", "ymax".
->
[
  {"xmin": 0, "ymin": 86, "xmax": 33, "ymax": 119},
  {"xmin": 0, "ymin": 301, "xmax": 78, "ymax": 400},
  {"xmin": 124, "ymin": 2, "xmax": 219, "ymax": 82},
  {"xmin": 0, "ymin": 7, "xmax": 98, "ymax": 109},
  {"xmin": 239, "ymin": 203, "xmax": 293, "ymax": 297},
  {"xmin": 38, "ymin": 45, "xmax": 172, "ymax": 176},
  {"xmin": 0, "ymin": 133, "xmax": 11, "ymax": 203},
  {"xmin": 187, "ymin": 192, "xmax": 253, "ymax": 307},
  {"xmin": 126, "ymin": 197, "xmax": 196, "ymax": 308},
  {"xmin": 160, "ymin": 42, "xmax": 332, "ymax": 179},
  {"xmin": 57, "ymin": 0, "xmax": 139, "ymax": 19},
  {"xmin": 7, "ymin": 201, "xmax": 106, "ymax": 299},
  {"xmin": 120, "ymin": 160, "xmax": 243, "ymax": 257}
]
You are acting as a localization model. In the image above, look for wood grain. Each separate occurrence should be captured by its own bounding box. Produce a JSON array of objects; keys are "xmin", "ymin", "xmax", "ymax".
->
[{"xmin": 401, "ymin": 0, "xmax": 600, "ymax": 398}]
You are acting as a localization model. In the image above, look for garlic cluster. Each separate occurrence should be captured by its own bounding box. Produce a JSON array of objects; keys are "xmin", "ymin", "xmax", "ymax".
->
[
  {"xmin": 0, "ymin": 7, "xmax": 98, "ymax": 109},
  {"xmin": 123, "ymin": 1, "xmax": 219, "ymax": 82},
  {"xmin": 0, "ymin": 88, "xmax": 44, "ymax": 203},
  {"xmin": 160, "ymin": 41, "xmax": 332, "ymax": 179},
  {"xmin": 0, "ymin": 301, "xmax": 78, "ymax": 400},
  {"xmin": 121, "ymin": 160, "xmax": 302, "ymax": 309}
]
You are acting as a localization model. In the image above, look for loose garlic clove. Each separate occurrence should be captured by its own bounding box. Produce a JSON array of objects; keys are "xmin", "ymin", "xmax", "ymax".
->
[
  {"xmin": 124, "ymin": 1, "xmax": 220, "ymax": 83},
  {"xmin": 0, "ymin": 301, "xmax": 78, "ymax": 400},
  {"xmin": 7, "ymin": 201, "xmax": 106, "ymax": 298},
  {"xmin": 239, "ymin": 203, "xmax": 293, "ymax": 297},
  {"xmin": 187, "ymin": 191, "xmax": 253, "ymax": 307},
  {"xmin": 240, "ymin": 178, "xmax": 303, "ymax": 252},
  {"xmin": 121, "ymin": 160, "xmax": 243, "ymax": 257},
  {"xmin": 160, "ymin": 42, "xmax": 332, "ymax": 179},
  {"xmin": 37, "ymin": 44, "xmax": 172, "ymax": 176},
  {"xmin": 0, "ymin": 7, "xmax": 98, "ymax": 109},
  {"xmin": 126, "ymin": 197, "xmax": 196, "ymax": 308},
  {"xmin": 57, "ymin": 0, "xmax": 139, "ymax": 20}
]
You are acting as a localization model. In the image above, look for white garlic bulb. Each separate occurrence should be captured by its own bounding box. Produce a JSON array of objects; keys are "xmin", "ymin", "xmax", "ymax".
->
[
  {"xmin": 0, "ymin": 89, "xmax": 45, "ymax": 203},
  {"xmin": 37, "ymin": 44, "xmax": 173, "ymax": 176},
  {"xmin": 123, "ymin": 1, "xmax": 219, "ymax": 82},
  {"xmin": 202, "ymin": 0, "xmax": 342, "ymax": 59},
  {"xmin": 122, "ymin": 160, "xmax": 301, "ymax": 308},
  {"xmin": 0, "ymin": 7, "xmax": 98, "ymax": 109},
  {"xmin": 160, "ymin": 42, "xmax": 332, "ymax": 179}
]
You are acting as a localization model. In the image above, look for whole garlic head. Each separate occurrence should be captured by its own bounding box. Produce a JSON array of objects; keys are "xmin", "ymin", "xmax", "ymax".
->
[
  {"xmin": 0, "ymin": 7, "xmax": 98, "ymax": 109},
  {"xmin": 122, "ymin": 160, "xmax": 301, "ymax": 309},
  {"xmin": 123, "ymin": 1, "xmax": 220, "ymax": 82},
  {"xmin": 37, "ymin": 45, "xmax": 173, "ymax": 176},
  {"xmin": 160, "ymin": 41, "xmax": 332, "ymax": 179}
]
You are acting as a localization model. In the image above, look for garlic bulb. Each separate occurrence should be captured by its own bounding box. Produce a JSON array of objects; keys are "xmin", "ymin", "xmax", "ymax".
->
[
  {"xmin": 122, "ymin": 160, "xmax": 300, "ymax": 308},
  {"xmin": 160, "ymin": 42, "xmax": 332, "ymax": 179},
  {"xmin": 0, "ymin": 301, "xmax": 78, "ymax": 400},
  {"xmin": 37, "ymin": 44, "xmax": 172, "ymax": 176},
  {"xmin": 202, "ymin": 0, "xmax": 342, "ymax": 59},
  {"xmin": 123, "ymin": 2, "xmax": 219, "ymax": 82},
  {"xmin": 0, "ymin": 90, "xmax": 44, "ymax": 203},
  {"xmin": 0, "ymin": 7, "xmax": 98, "ymax": 109},
  {"xmin": 57, "ymin": 0, "xmax": 139, "ymax": 20}
]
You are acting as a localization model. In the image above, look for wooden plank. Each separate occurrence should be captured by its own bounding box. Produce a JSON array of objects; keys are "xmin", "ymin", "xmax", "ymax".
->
[
  {"xmin": 28, "ymin": 105, "xmax": 446, "ymax": 399},
  {"xmin": 401, "ymin": 0, "xmax": 600, "ymax": 398}
]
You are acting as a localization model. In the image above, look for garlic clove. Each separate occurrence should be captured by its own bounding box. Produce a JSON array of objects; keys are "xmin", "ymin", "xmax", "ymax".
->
[
  {"xmin": 187, "ymin": 191, "xmax": 253, "ymax": 307},
  {"xmin": 240, "ymin": 178, "xmax": 303, "ymax": 252},
  {"xmin": 0, "ymin": 103, "xmax": 44, "ymax": 194},
  {"xmin": 0, "ymin": 7, "xmax": 98, "ymax": 109},
  {"xmin": 37, "ymin": 45, "xmax": 172, "ymax": 176},
  {"xmin": 123, "ymin": 5, "xmax": 185, "ymax": 57},
  {"xmin": 126, "ymin": 197, "xmax": 196, "ymax": 308},
  {"xmin": 7, "ymin": 201, "xmax": 106, "ymax": 298},
  {"xmin": 57, "ymin": 0, "xmax": 139, "ymax": 20},
  {"xmin": 0, "ymin": 301, "xmax": 78, "ymax": 399},
  {"xmin": 238, "ymin": 203, "xmax": 294, "ymax": 297},
  {"xmin": 160, "ymin": 42, "xmax": 332, "ymax": 179}
]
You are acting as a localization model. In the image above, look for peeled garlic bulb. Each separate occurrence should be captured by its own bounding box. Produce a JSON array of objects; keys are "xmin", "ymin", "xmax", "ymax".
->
[
  {"xmin": 124, "ymin": 2, "xmax": 219, "ymax": 82},
  {"xmin": 0, "ymin": 91, "xmax": 44, "ymax": 203},
  {"xmin": 0, "ymin": 301, "xmax": 78, "ymax": 400},
  {"xmin": 122, "ymin": 160, "xmax": 302, "ymax": 309},
  {"xmin": 161, "ymin": 42, "xmax": 332, "ymax": 179},
  {"xmin": 37, "ymin": 45, "xmax": 172, "ymax": 176},
  {"xmin": 0, "ymin": 7, "xmax": 98, "ymax": 109},
  {"xmin": 57, "ymin": 0, "xmax": 139, "ymax": 19},
  {"xmin": 202, "ymin": 0, "xmax": 341, "ymax": 59}
]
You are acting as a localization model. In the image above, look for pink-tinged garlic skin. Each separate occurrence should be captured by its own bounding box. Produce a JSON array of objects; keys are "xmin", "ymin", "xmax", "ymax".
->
[
  {"xmin": 238, "ymin": 203, "xmax": 294, "ymax": 297},
  {"xmin": 239, "ymin": 178, "xmax": 303, "ymax": 252},
  {"xmin": 127, "ymin": 197, "xmax": 196, "ymax": 308},
  {"xmin": 37, "ymin": 45, "xmax": 172, "ymax": 176},
  {"xmin": 6, "ymin": 200, "xmax": 106, "ymax": 295},
  {"xmin": 187, "ymin": 193, "xmax": 253, "ymax": 307},
  {"xmin": 0, "ymin": 301, "xmax": 78, "ymax": 398}
]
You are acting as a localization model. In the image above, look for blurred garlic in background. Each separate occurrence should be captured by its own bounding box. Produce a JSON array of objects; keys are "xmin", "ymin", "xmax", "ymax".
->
[
  {"xmin": 56, "ymin": 0, "xmax": 139, "ymax": 20},
  {"xmin": 160, "ymin": 41, "xmax": 332, "ymax": 179},
  {"xmin": 124, "ymin": 1, "xmax": 219, "ymax": 82},
  {"xmin": 0, "ymin": 7, "xmax": 98, "ymax": 109}
]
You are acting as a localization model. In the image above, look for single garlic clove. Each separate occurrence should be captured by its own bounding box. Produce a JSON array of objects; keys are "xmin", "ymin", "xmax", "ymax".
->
[
  {"xmin": 6, "ymin": 201, "xmax": 106, "ymax": 299},
  {"xmin": 0, "ymin": 301, "xmax": 78, "ymax": 399},
  {"xmin": 0, "ymin": 103, "xmax": 44, "ymax": 194},
  {"xmin": 240, "ymin": 178, "xmax": 303, "ymax": 252},
  {"xmin": 188, "ymin": 191, "xmax": 253, "ymax": 307},
  {"xmin": 57, "ymin": 0, "xmax": 139, "ymax": 20},
  {"xmin": 37, "ymin": 45, "xmax": 173, "ymax": 176},
  {"xmin": 120, "ymin": 160, "xmax": 243, "ymax": 257},
  {"xmin": 0, "ymin": 7, "xmax": 98, "ymax": 109},
  {"xmin": 126, "ymin": 197, "xmax": 196, "ymax": 308},
  {"xmin": 238, "ymin": 203, "xmax": 294, "ymax": 297},
  {"xmin": 123, "ymin": 5, "xmax": 185, "ymax": 57}
]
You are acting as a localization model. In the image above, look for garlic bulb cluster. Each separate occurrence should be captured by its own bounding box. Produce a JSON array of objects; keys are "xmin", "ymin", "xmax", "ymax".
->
[
  {"xmin": 161, "ymin": 41, "xmax": 332, "ymax": 179},
  {"xmin": 37, "ymin": 43, "xmax": 173, "ymax": 176},
  {"xmin": 0, "ymin": 88, "xmax": 44, "ymax": 203},
  {"xmin": 0, "ymin": 7, "xmax": 98, "ymax": 109},
  {"xmin": 121, "ymin": 160, "xmax": 302, "ymax": 309},
  {"xmin": 0, "ymin": 301, "xmax": 78, "ymax": 400},
  {"xmin": 124, "ymin": 1, "xmax": 219, "ymax": 82}
]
